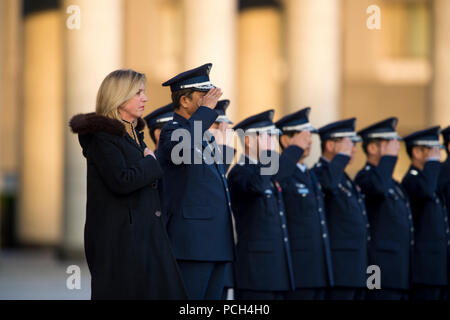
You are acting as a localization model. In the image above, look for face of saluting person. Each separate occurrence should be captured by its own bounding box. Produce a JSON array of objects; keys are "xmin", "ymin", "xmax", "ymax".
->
[{"xmin": 119, "ymin": 82, "xmax": 148, "ymax": 122}]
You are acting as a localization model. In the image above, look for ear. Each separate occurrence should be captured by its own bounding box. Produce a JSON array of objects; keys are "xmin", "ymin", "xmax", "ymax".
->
[
  {"xmin": 411, "ymin": 146, "xmax": 421, "ymax": 159},
  {"xmin": 179, "ymin": 95, "xmax": 191, "ymax": 109},
  {"xmin": 280, "ymin": 135, "xmax": 290, "ymax": 149}
]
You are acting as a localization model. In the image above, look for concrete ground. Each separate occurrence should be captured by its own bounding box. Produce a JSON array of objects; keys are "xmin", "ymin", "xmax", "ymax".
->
[{"xmin": 0, "ymin": 249, "xmax": 91, "ymax": 300}]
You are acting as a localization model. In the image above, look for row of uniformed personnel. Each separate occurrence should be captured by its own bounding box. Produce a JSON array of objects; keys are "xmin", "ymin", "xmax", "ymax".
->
[{"xmin": 145, "ymin": 63, "xmax": 450, "ymax": 300}]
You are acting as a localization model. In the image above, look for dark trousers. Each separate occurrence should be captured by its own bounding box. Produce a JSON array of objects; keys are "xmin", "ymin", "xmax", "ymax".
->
[
  {"xmin": 366, "ymin": 289, "xmax": 409, "ymax": 300},
  {"xmin": 285, "ymin": 288, "xmax": 326, "ymax": 300},
  {"xmin": 326, "ymin": 287, "xmax": 366, "ymax": 300},
  {"xmin": 235, "ymin": 290, "xmax": 287, "ymax": 300},
  {"xmin": 177, "ymin": 260, "xmax": 226, "ymax": 300},
  {"xmin": 411, "ymin": 285, "xmax": 447, "ymax": 300}
]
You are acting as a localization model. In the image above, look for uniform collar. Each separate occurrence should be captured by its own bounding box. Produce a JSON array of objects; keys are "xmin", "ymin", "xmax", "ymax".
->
[
  {"xmin": 297, "ymin": 162, "xmax": 307, "ymax": 172},
  {"xmin": 173, "ymin": 111, "xmax": 190, "ymax": 125}
]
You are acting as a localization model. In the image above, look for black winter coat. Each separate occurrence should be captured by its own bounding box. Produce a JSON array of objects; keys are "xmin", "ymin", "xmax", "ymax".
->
[{"xmin": 70, "ymin": 113, "xmax": 187, "ymax": 300}]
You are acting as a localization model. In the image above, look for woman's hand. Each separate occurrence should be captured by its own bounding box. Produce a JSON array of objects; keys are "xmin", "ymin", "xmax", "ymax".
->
[{"xmin": 144, "ymin": 148, "xmax": 156, "ymax": 159}]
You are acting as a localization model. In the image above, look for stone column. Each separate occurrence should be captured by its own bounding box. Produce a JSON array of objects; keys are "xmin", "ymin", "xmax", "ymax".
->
[
  {"xmin": 181, "ymin": 0, "xmax": 238, "ymax": 120},
  {"xmin": 237, "ymin": 1, "xmax": 284, "ymax": 121},
  {"xmin": 431, "ymin": 0, "xmax": 450, "ymax": 127},
  {"xmin": 284, "ymin": 0, "xmax": 342, "ymax": 165},
  {"xmin": 0, "ymin": 0, "xmax": 21, "ymax": 195},
  {"xmin": 19, "ymin": 2, "xmax": 63, "ymax": 245},
  {"xmin": 62, "ymin": 0, "xmax": 123, "ymax": 257}
]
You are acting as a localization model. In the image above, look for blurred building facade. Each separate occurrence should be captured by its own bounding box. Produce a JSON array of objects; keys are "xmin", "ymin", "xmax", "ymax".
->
[{"xmin": 0, "ymin": 0, "xmax": 449, "ymax": 255}]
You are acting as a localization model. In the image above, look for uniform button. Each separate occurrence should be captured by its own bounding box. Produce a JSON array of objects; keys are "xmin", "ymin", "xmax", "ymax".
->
[
  {"xmin": 446, "ymin": 228, "xmax": 449, "ymax": 234},
  {"xmin": 222, "ymin": 174, "xmax": 225, "ymax": 178},
  {"xmin": 410, "ymin": 227, "xmax": 414, "ymax": 232},
  {"xmin": 445, "ymin": 217, "xmax": 448, "ymax": 222},
  {"xmin": 282, "ymin": 224, "xmax": 286, "ymax": 229},
  {"xmin": 408, "ymin": 215, "xmax": 412, "ymax": 220},
  {"xmin": 406, "ymin": 203, "xmax": 410, "ymax": 208},
  {"xmin": 448, "ymin": 240, "xmax": 450, "ymax": 246},
  {"xmin": 284, "ymin": 237, "xmax": 288, "ymax": 243},
  {"xmin": 302, "ymin": 194, "xmax": 307, "ymax": 198},
  {"xmin": 322, "ymin": 233, "xmax": 327, "ymax": 239},
  {"xmin": 411, "ymin": 240, "xmax": 415, "ymax": 246},
  {"xmin": 436, "ymin": 199, "xmax": 440, "ymax": 204},
  {"xmin": 366, "ymin": 224, "xmax": 370, "ymax": 228},
  {"xmin": 155, "ymin": 210, "xmax": 162, "ymax": 217},
  {"xmin": 280, "ymin": 211, "xmax": 284, "ymax": 216},
  {"xmin": 321, "ymin": 220, "xmax": 325, "ymax": 225},
  {"xmin": 318, "ymin": 208, "xmax": 323, "ymax": 213},
  {"xmin": 358, "ymin": 199, "xmax": 362, "ymax": 203},
  {"xmin": 367, "ymin": 236, "xmax": 371, "ymax": 241},
  {"xmin": 362, "ymin": 211, "xmax": 366, "ymax": 216},
  {"xmin": 228, "ymin": 202, "xmax": 231, "ymax": 207}
]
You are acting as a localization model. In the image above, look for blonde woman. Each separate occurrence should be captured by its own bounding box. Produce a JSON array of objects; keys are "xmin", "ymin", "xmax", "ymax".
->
[{"xmin": 70, "ymin": 69, "xmax": 187, "ymax": 300}]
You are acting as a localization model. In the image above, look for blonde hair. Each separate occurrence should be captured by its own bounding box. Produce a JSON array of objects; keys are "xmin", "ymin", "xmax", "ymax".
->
[{"xmin": 96, "ymin": 69, "xmax": 146, "ymax": 121}]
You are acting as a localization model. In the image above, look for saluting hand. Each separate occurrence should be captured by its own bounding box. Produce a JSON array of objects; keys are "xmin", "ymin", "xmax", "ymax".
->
[
  {"xmin": 199, "ymin": 87, "xmax": 223, "ymax": 109},
  {"xmin": 334, "ymin": 138, "xmax": 353, "ymax": 156},
  {"xmin": 290, "ymin": 130, "xmax": 312, "ymax": 150},
  {"xmin": 426, "ymin": 146, "xmax": 441, "ymax": 160},
  {"xmin": 380, "ymin": 139, "xmax": 400, "ymax": 156}
]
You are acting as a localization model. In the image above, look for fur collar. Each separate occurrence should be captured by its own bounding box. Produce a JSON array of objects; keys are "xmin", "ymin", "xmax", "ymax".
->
[{"xmin": 69, "ymin": 113, "xmax": 145, "ymax": 136}]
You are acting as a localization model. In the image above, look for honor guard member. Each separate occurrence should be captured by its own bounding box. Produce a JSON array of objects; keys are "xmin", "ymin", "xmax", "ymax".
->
[
  {"xmin": 211, "ymin": 99, "xmax": 235, "ymax": 172},
  {"xmin": 144, "ymin": 103, "xmax": 174, "ymax": 149},
  {"xmin": 210, "ymin": 99, "xmax": 235, "ymax": 300},
  {"xmin": 274, "ymin": 108, "xmax": 334, "ymax": 300},
  {"xmin": 440, "ymin": 126, "xmax": 450, "ymax": 210},
  {"xmin": 439, "ymin": 126, "xmax": 450, "ymax": 299},
  {"xmin": 402, "ymin": 126, "xmax": 450, "ymax": 300},
  {"xmin": 157, "ymin": 63, "xmax": 235, "ymax": 300},
  {"xmin": 355, "ymin": 118, "xmax": 413, "ymax": 300},
  {"xmin": 313, "ymin": 118, "xmax": 368, "ymax": 300},
  {"xmin": 227, "ymin": 110, "xmax": 302, "ymax": 300}
]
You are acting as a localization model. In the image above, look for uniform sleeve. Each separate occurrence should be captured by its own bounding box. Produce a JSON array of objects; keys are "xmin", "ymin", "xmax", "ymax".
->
[
  {"xmin": 313, "ymin": 154, "xmax": 350, "ymax": 191},
  {"xmin": 228, "ymin": 164, "xmax": 271, "ymax": 196},
  {"xmin": 157, "ymin": 106, "xmax": 218, "ymax": 165},
  {"xmin": 355, "ymin": 155, "xmax": 397, "ymax": 197},
  {"xmin": 274, "ymin": 146, "xmax": 304, "ymax": 181},
  {"xmin": 89, "ymin": 133, "xmax": 163, "ymax": 195},
  {"xmin": 402, "ymin": 160, "xmax": 441, "ymax": 200}
]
